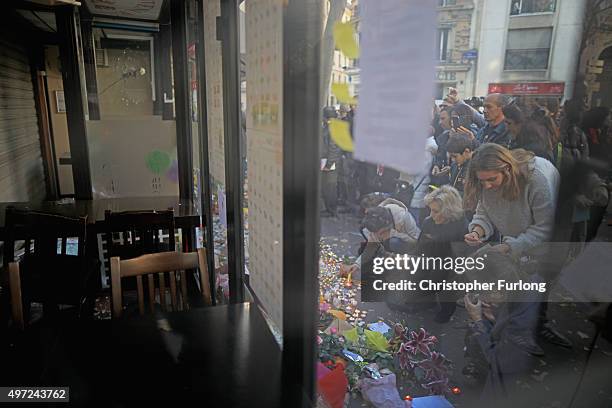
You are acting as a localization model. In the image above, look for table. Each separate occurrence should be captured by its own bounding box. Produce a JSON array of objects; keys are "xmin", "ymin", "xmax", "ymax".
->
[
  {"xmin": 0, "ymin": 196, "xmax": 202, "ymax": 237},
  {"xmin": 3, "ymin": 303, "xmax": 282, "ymax": 407}
]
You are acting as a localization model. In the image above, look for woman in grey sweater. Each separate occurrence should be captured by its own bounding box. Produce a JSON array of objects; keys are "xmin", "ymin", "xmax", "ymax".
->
[
  {"xmin": 463, "ymin": 144, "xmax": 559, "ymax": 257},
  {"xmin": 462, "ymin": 143, "xmax": 571, "ymax": 357}
]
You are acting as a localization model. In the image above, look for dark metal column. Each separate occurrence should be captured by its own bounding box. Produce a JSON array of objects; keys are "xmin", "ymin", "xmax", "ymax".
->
[
  {"xmin": 220, "ymin": 0, "xmax": 245, "ymax": 304},
  {"xmin": 55, "ymin": 6, "xmax": 93, "ymax": 200},
  {"xmin": 79, "ymin": 10, "xmax": 100, "ymax": 121},
  {"xmin": 170, "ymin": 0, "xmax": 194, "ymax": 200},
  {"xmin": 282, "ymin": 0, "xmax": 322, "ymax": 406},
  {"xmin": 195, "ymin": 0, "xmax": 217, "ymax": 305}
]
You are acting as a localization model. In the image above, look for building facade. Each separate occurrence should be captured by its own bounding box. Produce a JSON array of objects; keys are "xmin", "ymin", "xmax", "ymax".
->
[
  {"xmin": 577, "ymin": 0, "xmax": 612, "ymax": 107},
  {"xmin": 435, "ymin": 0, "xmax": 479, "ymax": 100},
  {"xmin": 473, "ymin": 0, "xmax": 585, "ymax": 101}
]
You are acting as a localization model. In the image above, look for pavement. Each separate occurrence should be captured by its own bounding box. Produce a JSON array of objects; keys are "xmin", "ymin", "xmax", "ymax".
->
[{"xmin": 319, "ymin": 206, "xmax": 612, "ymax": 408}]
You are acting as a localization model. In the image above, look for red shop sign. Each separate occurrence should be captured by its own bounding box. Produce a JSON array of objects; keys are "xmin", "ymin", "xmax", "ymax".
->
[{"xmin": 488, "ymin": 82, "xmax": 565, "ymax": 95}]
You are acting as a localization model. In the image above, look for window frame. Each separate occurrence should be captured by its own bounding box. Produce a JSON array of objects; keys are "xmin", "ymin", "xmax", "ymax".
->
[
  {"xmin": 437, "ymin": 28, "xmax": 451, "ymax": 62},
  {"xmin": 503, "ymin": 27, "xmax": 553, "ymax": 71},
  {"xmin": 438, "ymin": 0, "xmax": 457, "ymax": 7},
  {"xmin": 509, "ymin": 0, "xmax": 556, "ymax": 17}
]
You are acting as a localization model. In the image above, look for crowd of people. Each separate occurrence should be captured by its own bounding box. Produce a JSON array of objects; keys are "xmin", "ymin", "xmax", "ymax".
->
[{"xmin": 323, "ymin": 88, "xmax": 612, "ymax": 403}]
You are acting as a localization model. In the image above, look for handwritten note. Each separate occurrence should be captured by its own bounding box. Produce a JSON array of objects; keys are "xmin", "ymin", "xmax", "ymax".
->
[
  {"xmin": 333, "ymin": 22, "xmax": 360, "ymax": 59},
  {"xmin": 354, "ymin": 0, "xmax": 435, "ymax": 174},
  {"xmin": 328, "ymin": 119, "xmax": 354, "ymax": 152}
]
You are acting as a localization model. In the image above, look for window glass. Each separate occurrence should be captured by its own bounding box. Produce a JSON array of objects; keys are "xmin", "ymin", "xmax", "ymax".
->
[
  {"xmin": 437, "ymin": 28, "xmax": 450, "ymax": 61},
  {"xmin": 505, "ymin": 27, "xmax": 552, "ymax": 70},
  {"xmin": 510, "ymin": 0, "xmax": 556, "ymax": 15}
]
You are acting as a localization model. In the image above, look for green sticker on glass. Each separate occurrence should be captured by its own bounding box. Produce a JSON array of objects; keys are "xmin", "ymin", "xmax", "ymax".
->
[{"xmin": 145, "ymin": 150, "xmax": 171, "ymax": 175}]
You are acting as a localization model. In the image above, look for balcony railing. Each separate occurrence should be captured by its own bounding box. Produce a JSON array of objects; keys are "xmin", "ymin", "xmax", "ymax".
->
[
  {"xmin": 437, "ymin": 49, "xmax": 472, "ymax": 65},
  {"xmin": 504, "ymin": 48, "xmax": 550, "ymax": 70}
]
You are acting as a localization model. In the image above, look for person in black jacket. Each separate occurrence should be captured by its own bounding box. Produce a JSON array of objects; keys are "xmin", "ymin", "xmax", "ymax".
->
[
  {"xmin": 502, "ymin": 104, "xmax": 554, "ymax": 163},
  {"xmin": 560, "ymin": 99, "xmax": 590, "ymax": 165},
  {"xmin": 321, "ymin": 106, "xmax": 342, "ymax": 216},
  {"xmin": 418, "ymin": 185, "xmax": 469, "ymax": 323},
  {"xmin": 430, "ymin": 107, "xmax": 452, "ymax": 186},
  {"xmin": 446, "ymin": 133, "xmax": 476, "ymax": 197}
]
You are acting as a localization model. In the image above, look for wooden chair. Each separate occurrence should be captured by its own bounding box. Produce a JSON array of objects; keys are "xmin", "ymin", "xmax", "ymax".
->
[
  {"xmin": 110, "ymin": 248, "xmax": 212, "ymax": 318},
  {"xmin": 8, "ymin": 262, "xmax": 24, "ymax": 330},
  {"xmin": 3, "ymin": 207, "xmax": 94, "ymax": 327},
  {"xmin": 101, "ymin": 209, "xmax": 176, "ymax": 289}
]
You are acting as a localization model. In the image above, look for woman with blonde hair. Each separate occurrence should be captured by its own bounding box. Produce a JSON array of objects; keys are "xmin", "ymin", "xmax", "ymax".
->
[
  {"xmin": 463, "ymin": 143, "xmax": 571, "ymax": 354},
  {"xmin": 418, "ymin": 185, "xmax": 468, "ymax": 322},
  {"xmin": 464, "ymin": 144, "xmax": 558, "ymax": 256}
]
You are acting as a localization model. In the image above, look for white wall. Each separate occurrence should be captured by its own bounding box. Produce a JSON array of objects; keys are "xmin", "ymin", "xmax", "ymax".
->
[
  {"xmin": 549, "ymin": 0, "xmax": 586, "ymax": 99},
  {"xmin": 475, "ymin": 0, "xmax": 510, "ymax": 96},
  {"xmin": 475, "ymin": 0, "xmax": 586, "ymax": 99}
]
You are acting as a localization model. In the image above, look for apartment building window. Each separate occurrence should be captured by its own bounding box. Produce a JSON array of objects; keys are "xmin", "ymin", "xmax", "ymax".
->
[
  {"xmin": 439, "ymin": 0, "xmax": 457, "ymax": 6},
  {"xmin": 510, "ymin": 0, "xmax": 556, "ymax": 15},
  {"xmin": 504, "ymin": 27, "xmax": 552, "ymax": 70},
  {"xmin": 437, "ymin": 28, "xmax": 450, "ymax": 61}
]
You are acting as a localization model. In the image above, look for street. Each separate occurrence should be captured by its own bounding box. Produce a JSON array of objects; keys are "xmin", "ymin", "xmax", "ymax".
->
[{"xmin": 319, "ymin": 209, "xmax": 612, "ymax": 407}]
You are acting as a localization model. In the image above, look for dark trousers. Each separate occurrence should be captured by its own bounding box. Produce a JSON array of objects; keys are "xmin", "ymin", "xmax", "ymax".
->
[
  {"xmin": 586, "ymin": 205, "xmax": 607, "ymax": 242},
  {"xmin": 321, "ymin": 170, "xmax": 338, "ymax": 214}
]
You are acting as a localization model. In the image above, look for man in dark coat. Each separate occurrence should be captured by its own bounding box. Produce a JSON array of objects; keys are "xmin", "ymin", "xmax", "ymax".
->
[{"xmin": 321, "ymin": 106, "xmax": 342, "ymax": 216}]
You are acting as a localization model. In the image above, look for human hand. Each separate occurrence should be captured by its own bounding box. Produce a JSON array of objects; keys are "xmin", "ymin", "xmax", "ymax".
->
[
  {"xmin": 464, "ymin": 231, "xmax": 482, "ymax": 246},
  {"xmin": 431, "ymin": 165, "xmax": 441, "ymax": 176},
  {"xmin": 457, "ymin": 126, "xmax": 476, "ymax": 140},
  {"xmin": 339, "ymin": 263, "xmax": 359, "ymax": 277},
  {"xmin": 439, "ymin": 165, "xmax": 451, "ymax": 174},
  {"xmin": 464, "ymin": 294, "xmax": 483, "ymax": 322}
]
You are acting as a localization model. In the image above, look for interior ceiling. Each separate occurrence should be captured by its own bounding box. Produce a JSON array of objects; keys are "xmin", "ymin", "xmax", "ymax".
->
[
  {"xmin": 17, "ymin": 10, "xmax": 57, "ymax": 32},
  {"xmin": 83, "ymin": 0, "xmax": 164, "ymax": 21}
]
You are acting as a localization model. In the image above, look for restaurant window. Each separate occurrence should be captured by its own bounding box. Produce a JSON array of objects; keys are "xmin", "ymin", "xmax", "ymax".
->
[
  {"xmin": 510, "ymin": 0, "xmax": 556, "ymax": 15},
  {"xmin": 504, "ymin": 27, "xmax": 552, "ymax": 70},
  {"xmin": 86, "ymin": 24, "xmax": 180, "ymax": 198},
  {"xmin": 94, "ymin": 32, "xmax": 155, "ymax": 117},
  {"xmin": 437, "ymin": 28, "xmax": 450, "ymax": 62}
]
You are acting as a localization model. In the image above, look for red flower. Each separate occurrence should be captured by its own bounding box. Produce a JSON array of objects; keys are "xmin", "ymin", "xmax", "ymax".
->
[
  {"xmin": 398, "ymin": 342, "xmax": 417, "ymax": 371},
  {"xmin": 417, "ymin": 351, "xmax": 450, "ymax": 381},
  {"xmin": 404, "ymin": 328, "xmax": 437, "ymax": 357}
]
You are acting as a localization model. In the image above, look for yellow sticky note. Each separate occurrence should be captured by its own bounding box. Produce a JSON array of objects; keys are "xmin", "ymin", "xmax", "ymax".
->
[
  {"xmin": 328, "ymin": 119, "xmax": 354, "ymax": 152},
  {"xmin": 331, "ymin": 83, "xmax": 356, "ymax": 105},
  {"xmin": 333, "ymin": 22, "xmax": 360, "ymax": 59}
]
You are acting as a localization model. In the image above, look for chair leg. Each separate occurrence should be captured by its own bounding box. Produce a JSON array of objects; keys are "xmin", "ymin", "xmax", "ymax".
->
[{"xmin": 8, "ymin": 263, "xmax": 24, "ymax": 330}]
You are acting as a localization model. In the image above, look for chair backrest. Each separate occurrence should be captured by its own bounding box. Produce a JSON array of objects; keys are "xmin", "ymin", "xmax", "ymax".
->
[
  {"xmin": 110, "ymin": 248, "xmax": 212, "ymax": 318},
  {"xmin": 3, "ymin": 207, "xmax": 87, "ymax": 265},
  {"xmin": 102, "ymin": 210, "xmax": 176, "ymax": 286},
  {"xmin": 3, "ymin": 208, "xmax": 89, "ymax": 328}
]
